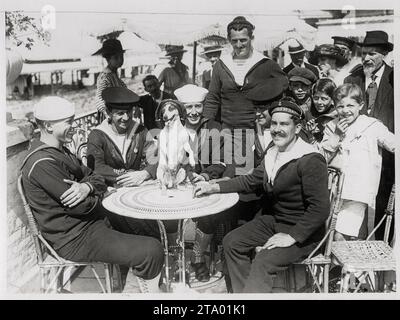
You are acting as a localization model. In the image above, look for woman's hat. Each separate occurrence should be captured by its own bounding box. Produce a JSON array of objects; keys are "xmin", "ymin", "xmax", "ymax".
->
[
  {"xmin": 308, "ymin": 44, "xmax": 348, "ymax": 67},
  {"xmin": 268, "ymin": 98, "xmax": 304, "ymax": 120},
  {"xmin": 358, "ymin": 30, "xmax": 393, "ymax": 52},
  {"xmin": 165, "ymin": 45, "xmax": 187, "ymax": 56},
  {"xmin": 92, "ymin": 39, "xmax": 125, "ymax": 57}
]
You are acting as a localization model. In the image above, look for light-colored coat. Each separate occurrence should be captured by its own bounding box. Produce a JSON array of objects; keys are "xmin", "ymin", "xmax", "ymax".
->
[{"xmin": 318, "ymin": 114, "xmax": 395, "ymax": 207}]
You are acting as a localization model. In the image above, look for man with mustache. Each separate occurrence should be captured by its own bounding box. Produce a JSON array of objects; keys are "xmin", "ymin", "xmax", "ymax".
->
[
  {"xmin": 344, "ymin": 30, "xmax": 394, "ymax": 241},
  {"xmin": 21, "ymin": 96, "xmax": 164, "ymax": 293},
  {"xmin": 194, "ymin": 98, "xmax": 330, "ymax": 293}
]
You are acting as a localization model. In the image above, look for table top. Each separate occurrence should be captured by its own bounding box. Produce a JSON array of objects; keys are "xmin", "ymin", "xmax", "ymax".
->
[{"xmin": 102, "ymin": 182, "xmax": 239, "ymax": 220}]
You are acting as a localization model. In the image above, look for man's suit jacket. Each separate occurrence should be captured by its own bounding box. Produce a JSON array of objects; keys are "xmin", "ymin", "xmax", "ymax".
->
[
  {"xmin": 344, "ymin": 63, "xmax": 394, "ymax": 133},
  {"xmin": 283, "ymin": 62, "xmax": 320, "ymax": 79}
]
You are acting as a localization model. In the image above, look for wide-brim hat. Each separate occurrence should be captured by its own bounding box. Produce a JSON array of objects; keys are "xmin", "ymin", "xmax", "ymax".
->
[
  {"xmin": 92, "ymin": 38, "xmax": 125, "ymax": 56},
  {"xmin": 268, "ymin": 98, "xmax": 304, "ymax": 120},
  {"xmin": 358, "ymin": 30, "xmax": 393, "ymax": 52},
  {"xmin": 102, "ymin": 87, "xmax": 140, "ymax": 110},
  {"xmin": 308, "ymin": 44, "xmax": 348, "ymax": 67},
  {"xmin": 200, "ymin": 45, "xmax": 223, "ymax": 56},
  {"xmin": 246, "ymin": 77, "xmax": 288, "ymax": 107},
  {"xmin": 165, "ymin": 45, "xmax": 187, "ymax": 56},
  {"xmin": 332, "ymin": 36, "xmax": 355, "ymax": 49}
]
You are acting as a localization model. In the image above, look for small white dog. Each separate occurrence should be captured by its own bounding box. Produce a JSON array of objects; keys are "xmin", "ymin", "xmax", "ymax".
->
[{"xmin": 156, "ymin": 101, "xmax": 195, "ymax": 190}]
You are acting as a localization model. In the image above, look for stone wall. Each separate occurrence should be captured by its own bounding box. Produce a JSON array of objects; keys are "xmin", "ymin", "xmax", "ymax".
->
[{"xmin": 6, "ymin": 117, "xmax": 40, "ymax": 293}]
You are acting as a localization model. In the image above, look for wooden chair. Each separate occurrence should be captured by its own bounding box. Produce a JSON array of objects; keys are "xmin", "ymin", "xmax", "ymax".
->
[
  {"xmin": 17, "ymin": 176, "xmax": 121, "ymax": 293},
  {"xmin": 285, "ymin": 167, "xmax": 345, "ymax": 293},
  {"xmin": 331, "ymin": 184, "xmax": 396, "ymax": 293}
]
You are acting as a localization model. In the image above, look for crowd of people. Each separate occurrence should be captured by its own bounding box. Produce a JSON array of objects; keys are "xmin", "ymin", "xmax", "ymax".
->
[{"xmin": 21, "ymin": 15, "xmax": 395, "ymax": 294}]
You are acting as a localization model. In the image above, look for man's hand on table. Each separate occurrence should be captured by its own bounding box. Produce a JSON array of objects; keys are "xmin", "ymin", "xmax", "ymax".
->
[
  {"xmin": 116, "ymin": 170, "xmax": 150, "ymax": 187},
  {"xmin": 256, "ymin": 233, "xmax": 296, "ymax": 252},
  {"xmin": 60, "ymin": 179, "xmax": 91, "ymax": 207},
  {"xmin": 193, "ymin": 182, "xmax": 220, "ymax": 197}
]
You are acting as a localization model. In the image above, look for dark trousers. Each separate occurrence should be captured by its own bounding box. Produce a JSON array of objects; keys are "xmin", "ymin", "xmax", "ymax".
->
[
  {"xmin": 374, "ymin": 151, "xmax": 395, "ymax": 240},
  {"xmin": 58, "ymin": 219, "xmax": 164, "ymax": 280},
  {"xmin": 222, "ymin": 215, "xmax": 318, "ymax": 293}
]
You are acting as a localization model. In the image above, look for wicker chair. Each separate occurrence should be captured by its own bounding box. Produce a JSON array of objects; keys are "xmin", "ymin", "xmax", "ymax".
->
[
  {"xmin": 331, "ymin": 184, "xmax": 396, "ymax": 293},
  {"xmin": 284, "ymin": 167, "xmax": 345, "ymax": 293},
  {"xmin": 17, "ymin": 176, "xmax": 121, "ymax": 294}
]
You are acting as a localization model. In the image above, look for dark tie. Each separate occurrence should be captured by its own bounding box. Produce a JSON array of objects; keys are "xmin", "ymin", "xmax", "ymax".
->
[{"xmin": 366, "ymin": 74, "xmax": 378, "ymax": 114}]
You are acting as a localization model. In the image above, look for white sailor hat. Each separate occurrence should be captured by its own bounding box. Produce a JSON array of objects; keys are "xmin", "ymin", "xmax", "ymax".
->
[
  {"xmin": 34, "ymin": 96, "xmax": 75, "ymax": 121},
  {"xmin": 174, "ymin": 84, "xmax": 208, "ymax": 104}
]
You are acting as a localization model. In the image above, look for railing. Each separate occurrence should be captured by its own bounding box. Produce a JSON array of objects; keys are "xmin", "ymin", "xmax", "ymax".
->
[{"xmin": 32, "ymin": 110, "xmax": 100, "ymax": 165}]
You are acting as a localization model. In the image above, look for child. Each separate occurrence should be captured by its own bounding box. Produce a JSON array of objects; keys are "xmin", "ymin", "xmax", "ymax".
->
[
  {"xmin": 306, "ymin": 78, "xmax": 337, "ymax": 142},
  {"xmin": 318, "ymin": 83, "xmax": 395, "ymax": 240}
]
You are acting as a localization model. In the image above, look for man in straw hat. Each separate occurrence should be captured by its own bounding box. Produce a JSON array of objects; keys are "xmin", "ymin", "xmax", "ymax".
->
[
  {"xmin": 158, "ymin": 45, "xmax": 189, "ymax": 96},
  {"xmin": 194, "ymin": 98, "xmax": 330, "ymax": 293},
  {"xmin": 344, "ymin": 30, "xmax": 394, "ymax": 241},
  {"xmin": 282, "ymin": 39, "xmax": 319, "ymax": 79},
  {"xmin": 200, "ymin": 45, "xmax": 223, "ymax": 89},
  {"xmin": 21, "ymin": 96, "xmax": 164, "ymax": 293}
]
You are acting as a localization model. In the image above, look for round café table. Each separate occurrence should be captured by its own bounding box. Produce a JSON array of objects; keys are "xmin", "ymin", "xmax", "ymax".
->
[{"xmin": 102, "ymin": 181, "xmax": 238, "ymax": 292}]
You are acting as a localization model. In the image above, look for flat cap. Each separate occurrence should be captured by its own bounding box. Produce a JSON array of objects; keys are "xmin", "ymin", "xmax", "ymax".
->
[
  {"xmin": 34, "ymin": 96, "xmax": 75, "ymax": 121},
  {"xmin": 102, "ymin": 87, "xmax": 140, "ymax": 110},
  {"xmin": 288, "ymin": 67, "xmax": 317, "ymax": 86},
  {"xmin": 268, "ymin": 98, "xmax": 304, "ymax": 120},
  {"xmin": 174, "ymin": 84, "xmax": 208, "ymax": 104}
]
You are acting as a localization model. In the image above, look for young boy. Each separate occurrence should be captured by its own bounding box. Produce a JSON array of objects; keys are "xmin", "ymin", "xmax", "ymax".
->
[{"xmin": 318, "ymin": 84, "xmax": 395, "ymax": 240}]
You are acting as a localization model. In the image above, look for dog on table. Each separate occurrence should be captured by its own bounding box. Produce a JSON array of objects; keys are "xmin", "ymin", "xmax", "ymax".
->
[{"xmin": 156, "ymin": 99, "xmax": 195, "ymax": 190}]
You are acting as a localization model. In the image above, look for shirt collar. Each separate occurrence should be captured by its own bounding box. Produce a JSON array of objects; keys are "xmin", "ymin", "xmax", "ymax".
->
[{"xmin": 365, "ymin": 63, "xmax": 385, "ymax": 89}]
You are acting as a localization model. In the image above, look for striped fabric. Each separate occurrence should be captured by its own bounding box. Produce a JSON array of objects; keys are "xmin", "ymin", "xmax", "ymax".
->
[{"xmin": 95, "ymin": 68, "xmax": 127, "ymax": 113}]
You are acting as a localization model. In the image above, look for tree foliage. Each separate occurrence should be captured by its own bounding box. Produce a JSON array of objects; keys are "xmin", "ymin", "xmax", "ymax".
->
[{"xmin": 5, "ymin": 11, "xmax": 49, "ymax": 49}]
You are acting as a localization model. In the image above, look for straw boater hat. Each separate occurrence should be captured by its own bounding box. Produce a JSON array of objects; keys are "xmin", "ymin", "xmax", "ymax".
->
[
  {"xmin": 288, "ymin": 40, "xmax": 306, "ymax": 55},
  {"xmin": 165, "ymin": 45, "xmax": 187, "ymax": 56},
  {"xmin": 308, "ymin": 44, "xmax": 348, "ymax": 67},
  {"xmin": 358, "ymin": 30, "xmax": 393, "ymax": 52},
  {"xmin": 92, "ymin": 39, "xmax": 125, "ymax": 56},
  {"xmin": 200, "ymin": 45, "xmax": 223, "ymax": 57}
]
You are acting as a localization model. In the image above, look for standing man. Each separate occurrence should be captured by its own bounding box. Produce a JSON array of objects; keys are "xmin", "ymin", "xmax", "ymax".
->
[
  {"xmin": 158, "ymin": 45, "xmax": 189, "ymax": 96},
  {"xmin": 344, "ymin": 30, "xmax": 394, "ymax": 240},
  {"xmin": 331, "ymin": 36, "xmax": 360, "ymax": 85},
  {"xmin": 200, "ymin": 45, "xmax": 223, "ymax": 89},
  {"xmin": 139, "ymin": 75, "xmax": 173, "ymax": 131},
  {"xmin": 21, "ymin": 97, "xmax": 164, "ymax": 293},
  {"xmin": 203, "ymin": 16, "xmax": 288, "ymax": 176},
  {"xmin": 282, "ymin": 39, "xmax": 319, "ymax": 79},
  {"xmin": 194, "ymin": 99, "xmax": 330, "ymax": 293}
]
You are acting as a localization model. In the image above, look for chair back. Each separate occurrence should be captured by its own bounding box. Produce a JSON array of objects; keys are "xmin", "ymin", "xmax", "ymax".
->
[
  {"xmin": 17, "ymin": 175, "xmax": 45, "ymax": 263},
  {"xmin": 324, "ymin": 167, "xmax": 345, "ymax": 257},
  {"xmin": 366, "ymin": 184, "xmax": 395, "ymax": 243},
  {"xmin": 305, "ymin": 167, "xmax": 344, "ymax": 260},
  {"xmin": 17, "ymin": 176, "xmax": 64, "ymax": 264}
]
